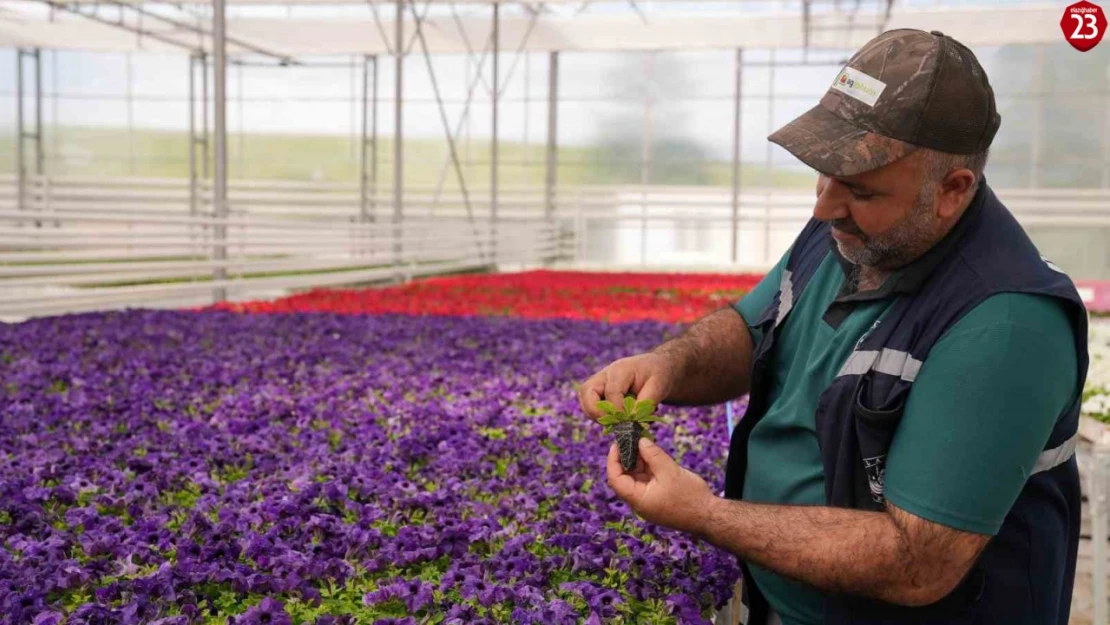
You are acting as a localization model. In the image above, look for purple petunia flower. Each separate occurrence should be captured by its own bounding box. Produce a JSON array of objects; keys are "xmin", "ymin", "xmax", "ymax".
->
[
  {"xmin": 232, "ymin": 597, "xmax": 293, "ymax": 625},
  {"xmin": 0, "ymin": 310, "xmax": 740, "ymax": 622}
]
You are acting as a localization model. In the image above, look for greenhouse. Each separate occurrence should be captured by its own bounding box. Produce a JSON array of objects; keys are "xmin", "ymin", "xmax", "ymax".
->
[{"xmin": 1, "ymin": 0, "xmax": 1109, "ymax": 623}]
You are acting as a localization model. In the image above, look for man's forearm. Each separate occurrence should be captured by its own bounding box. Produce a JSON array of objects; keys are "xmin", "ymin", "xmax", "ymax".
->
[
  {"xmin": 651, "ymin": 307, "xmax": 753, "ymax": 405},
  {"xmin": 694, "ymin": 497, "xmax": 984, "ymax": 607}
]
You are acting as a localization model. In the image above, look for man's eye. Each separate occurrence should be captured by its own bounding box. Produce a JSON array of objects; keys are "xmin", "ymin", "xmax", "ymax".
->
[{"xmin": 850, "ymin": 189, "xmax": 874, "ymax": 200}]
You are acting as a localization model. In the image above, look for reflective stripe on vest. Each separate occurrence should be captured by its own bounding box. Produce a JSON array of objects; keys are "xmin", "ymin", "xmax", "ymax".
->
[
  {"xmin": 836, "ymin": 348, "xmax": 1078, "ymax": 476},
  {"xmin": 836, "ymin": 348, "xmax": 923, "ymax": 382},
  {"xmin": 775, "ymin": 269, "xmax": 794, "ymax": 328},
  {"xmin": 1032, "ymin": 432, "xmax": 1078, "ymax": 475}
]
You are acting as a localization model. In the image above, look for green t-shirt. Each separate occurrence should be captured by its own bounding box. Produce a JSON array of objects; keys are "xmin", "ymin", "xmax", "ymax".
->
[{"xmin": 732, "ymin": 250, "xmax": 1079, "ymax": 625}]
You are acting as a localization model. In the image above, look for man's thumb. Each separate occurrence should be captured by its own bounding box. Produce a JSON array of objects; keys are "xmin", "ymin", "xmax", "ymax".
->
[{"xmin": 638, "ymin": 438, "xmax": 674, "ymax": 470}]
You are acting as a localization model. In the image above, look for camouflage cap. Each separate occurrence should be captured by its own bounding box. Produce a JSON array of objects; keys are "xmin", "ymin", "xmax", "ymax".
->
[{"xmin": 769, "ymin": 29, "xmax": 1001, "ymax": 177}]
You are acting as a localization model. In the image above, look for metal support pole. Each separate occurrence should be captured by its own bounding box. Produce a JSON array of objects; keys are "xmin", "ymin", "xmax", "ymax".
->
[
  {"xmin": 202, "ymin": 53, "xmax": 210, "ymax": 181},
  {"xmin": 394, "ymin": 0, "xmax": 404, "ymax": 268},
  {"xmin": 730, "ymin": 48, "xmax": 743, "ymax": 264},
  {"xmin": 409, "ymin": 3, "xmax": 486, "ymax": 262},
  {"xmin": 1030, "ymin": 45, "xmax": 1044, "ymax": 189},
  {"xmin": 491, "ymin": 0, "xmax": 500, "ymax": 266},
  {"xmin": 764, "ymin": 49, "xmax": 775, "ymax": 264},
  {"xmin": 212, "ymin": 0, "xmax": 228, "ymax": 302},
  {"xmin": 360, "ymin": 54, "xmax": 370, "ymax": 223},
  {"xmin": 1093, "ymin": 446, "xmax": 1110, "ymax": 625},
  {"xmin": 371, "ymin": 55, "xmax": 379, "ymax": 218},
  {"xmin": 51, "ymin": 51, "xmax": 58, "ymax": 179},
  {"xmin": 126, "ymin": 53, "xmax": 134, "ymax": 175},
  {"xmin": 237, "ymin": 64, "xmax": 244, "ymax": 178},
  {"xmin": 524, "ymin": 52, "xmax": 530, "ymax": 165},
  {"xmin": 188, "ymin": 54, "xmax": 197, "ymax": 220},
  {"xmin": 34, "ymin": 49, "xmax": 43, "ymax": 180},
  {"xmin": 545, "ymin": 52, "xmax": 558, "ymax": 223},
  {"xmin": 15, "ymin": 50, "xmax": 25, "ymax": 219},
  {"xmin": 640, "ymin": 52, "xmax": 655, "ymax": 267}
]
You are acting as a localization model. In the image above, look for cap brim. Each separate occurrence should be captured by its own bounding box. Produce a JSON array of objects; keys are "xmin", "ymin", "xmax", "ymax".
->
[{"xmin": 768, "ymin": 104, "xmax": 917, "ymax": 177}]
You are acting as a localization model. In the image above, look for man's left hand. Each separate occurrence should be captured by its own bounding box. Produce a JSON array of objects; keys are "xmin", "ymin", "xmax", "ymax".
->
[{"xmin": 606, "ymin": 437, "xmax": 716, "ymax": 535}]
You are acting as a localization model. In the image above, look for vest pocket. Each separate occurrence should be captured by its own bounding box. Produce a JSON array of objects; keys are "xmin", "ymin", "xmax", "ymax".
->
[{"xmin": 852, "ymin": 374, "xmax": 908, "ymax": 505}]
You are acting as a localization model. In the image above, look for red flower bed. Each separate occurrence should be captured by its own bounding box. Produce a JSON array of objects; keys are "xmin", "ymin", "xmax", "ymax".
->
[{"xmin": 216, "ymin": 270, "xmax": 766, "ymax": 323}]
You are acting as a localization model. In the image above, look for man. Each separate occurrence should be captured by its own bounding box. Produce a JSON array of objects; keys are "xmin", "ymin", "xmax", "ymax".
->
[{"xmin": 578, "ymin": 29, "xmax": 1089, "ymax": 625}]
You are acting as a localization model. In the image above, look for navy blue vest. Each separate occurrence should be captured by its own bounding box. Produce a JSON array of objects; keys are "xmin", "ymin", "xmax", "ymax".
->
[{"xmin": 724, "ymin": 183, "xmax": 1089, "ymax": 624}]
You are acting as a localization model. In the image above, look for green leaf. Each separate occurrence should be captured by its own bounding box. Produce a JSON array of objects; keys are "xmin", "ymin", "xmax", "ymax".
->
[
  {"xmin": 623, "ymin": 396, "xmax": 636, "ymax": 416},
  {"xmin": 634, "ymin": 415, "xmax": 663, "ymax": 424},
  {"xmin": 596, "ymin": 400, "xmax": 620, "ymax": 416},
  {"xmin": 633, "ymin": 399, "xmax": 658, "ymax": 419},
  {"xmin": 597, "ymin": 414, "xmax": 620, "ymax": 426}
]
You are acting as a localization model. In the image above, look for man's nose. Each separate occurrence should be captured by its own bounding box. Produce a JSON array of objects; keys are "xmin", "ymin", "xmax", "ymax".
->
[{"xmin": 813, "ymin": 175, "xmax": 850, "ymax": 223}]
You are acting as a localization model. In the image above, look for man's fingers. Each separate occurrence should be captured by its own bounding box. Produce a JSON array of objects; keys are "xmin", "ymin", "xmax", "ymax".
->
[
  {"xmin": 606, "ymin": 443, "xmax": 638, "ymax": 500},
  {"xmin": 637, "ymin": 438, "xmax": 676, "ymax": 474},
  {"xmin": 578, "ymin": 371, "xmax": 607, "ymax": 420},
  {"xmin": 603, "ymin": 365, "xmax": 633, "ymax": 409},
  {"xmin": 636, "ymin": 375, "xmax": 667, "ymax": 405}
]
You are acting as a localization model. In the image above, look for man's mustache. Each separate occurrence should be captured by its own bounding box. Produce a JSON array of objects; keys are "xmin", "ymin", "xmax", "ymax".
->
[{"xmin": 831, "ymin": 219, "xmax": 864, "ymax": 238}]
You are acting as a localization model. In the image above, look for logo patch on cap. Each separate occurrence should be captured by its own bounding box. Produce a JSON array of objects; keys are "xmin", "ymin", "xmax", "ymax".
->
[{"xmin": 831, "ymin": 66, "xmax": 886, "ymax": 107}]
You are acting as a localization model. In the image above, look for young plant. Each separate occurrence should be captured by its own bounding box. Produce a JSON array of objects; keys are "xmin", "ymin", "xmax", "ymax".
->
[{"xmin": 597, "ymin": 396, "xmax": 664, "ymax": 472}]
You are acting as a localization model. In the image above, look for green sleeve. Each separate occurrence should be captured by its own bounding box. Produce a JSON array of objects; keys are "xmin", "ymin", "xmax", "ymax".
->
[
  {"xmin": 884, "ymin": 293, "xmax": 1079, "ymax": 535},
  {"xmin": 733, "ymin": 249, "xmax": 790, "ymax": 328}
]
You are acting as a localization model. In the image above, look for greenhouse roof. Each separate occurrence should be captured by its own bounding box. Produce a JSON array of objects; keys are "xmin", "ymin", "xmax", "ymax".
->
[{"xmin": 0, "ymin": 2, "xmax": 1062, "ymax": 58}]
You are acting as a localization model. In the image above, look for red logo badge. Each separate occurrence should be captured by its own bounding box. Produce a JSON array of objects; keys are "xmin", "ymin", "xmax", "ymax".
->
[{"xmin": 1061, "ymin": 1, "xmax": 1106, "ymax": 52}]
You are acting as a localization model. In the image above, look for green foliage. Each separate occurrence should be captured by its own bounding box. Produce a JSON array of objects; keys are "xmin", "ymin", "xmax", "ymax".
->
[
  {"xmin": 1083, "ymin": 385, "xmax": 1110, "ymax": 424},
  {"xmin": 596, "ymin": 396, "xmax": 664, "ymax": 435}
]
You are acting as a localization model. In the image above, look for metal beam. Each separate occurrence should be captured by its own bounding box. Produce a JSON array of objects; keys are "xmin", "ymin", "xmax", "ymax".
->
[
  {"xmin": 393, "ymin": 0, "xmax": 404, "ymax": 267},
  {"xmin": 12, "ymin": 5, "xmax": 1079, "ymax": 56},
  {"xmin": 450, "ymin": 6, "xmax": 495, "ymax": 107},
  {"xmin": 403, "ymin": 0, "xmax": 437, "ymax": 56},
  {"xmin": 545, "ymin": 51, "xmax": 558, "ymax": 222},
  {"xmin": 730, "ymin": 48, "xmax": 743, "ymax": 264},
  {"xmin": 426, "ymin": 34, "xmax": 492, "ymax": 216},
  {"xmin": 364, "ymin": 0, "xmax": 395, "ymax": 55},
  {"xmin": 495, "ymin": 4, "xmax": 543, "ymax": 95},
  {"xmin": 34, "ymin": 49, "xmax": 43, "ymax": 179},
  {"xmin": 1030, "ymin": 45, "xmax": 1044, "ymax": 189},
  {"xmin": 188, "ymin": 54, "xmax": 197, "ymax": 220},
  {"xmin": 39, "ymin": 1, "xmax": 199, "ymax": 53},
  {"xmin": 212, "ymin": 0, "xmax": 228, "ymax": 302},
  {"xmin": 16, "ymin": 50, "xmax": 25, "ymax": 218},
  {"xmin": 371, "ymin": 54, "xmax": 379, "ymax": 219},
  {"xmin": 491, "ymin": 0, "xmax": 499, "ymax": 265},
  {"xmin": 409, "ymin": 1, "xmax": 486, "ymax": 261},
  {"xmin": 639, "ymin": 51, "xmax": 654, "ymax": 266},
  {"xmin": 202, "ymin": 52, "xmax": 210, "ymax": 180},
  {"xmin": 126, "ymin": 53, "xmax": 135, "ymax": 175},
  {"xmin": 99, "ymin": 0, "xmax": 296, "ymax": 63},
  {"xmin": 763, "ymin": 48, "xmax": 775, "ymax": 264},
  {"xmin": 360, "ymin": 54, "xmax": 370, "ymax": 223}
]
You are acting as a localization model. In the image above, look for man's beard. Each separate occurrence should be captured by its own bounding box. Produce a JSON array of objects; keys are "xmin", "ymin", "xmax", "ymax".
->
[{"xmin": 832, "ymin": 183, "xmax": 938, "ymax": 270}]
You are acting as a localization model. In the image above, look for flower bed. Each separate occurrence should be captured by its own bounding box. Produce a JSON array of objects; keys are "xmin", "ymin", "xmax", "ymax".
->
[
  {"xmin": 213, "ymin": 271, "xmax": 764, "ymax": 324},
  {"xmin": 0, "ymin": 311, "xmax": 742, "ymax": 624}
]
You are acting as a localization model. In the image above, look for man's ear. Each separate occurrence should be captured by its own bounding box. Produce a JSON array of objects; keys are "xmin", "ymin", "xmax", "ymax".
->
[{"xmin": 936, "ymin": 169, "xmax": 976, "ymax": 220}]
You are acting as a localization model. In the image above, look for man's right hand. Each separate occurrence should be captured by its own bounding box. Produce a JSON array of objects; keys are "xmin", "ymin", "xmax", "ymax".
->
[{"xmin": 577, "ymin": 353, "xmax": 678, "ymax": 421}]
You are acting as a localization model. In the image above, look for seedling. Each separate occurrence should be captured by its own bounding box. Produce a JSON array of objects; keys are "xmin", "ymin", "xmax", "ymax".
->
[{"xmin": 597, "ymin": 397, "xmax": 664, "ymax": 472}]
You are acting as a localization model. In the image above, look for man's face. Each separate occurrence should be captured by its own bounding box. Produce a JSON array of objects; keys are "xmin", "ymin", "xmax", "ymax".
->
[{"xmin": 812, "ymin": 152, "xmax": 939, "ymax": 271}]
